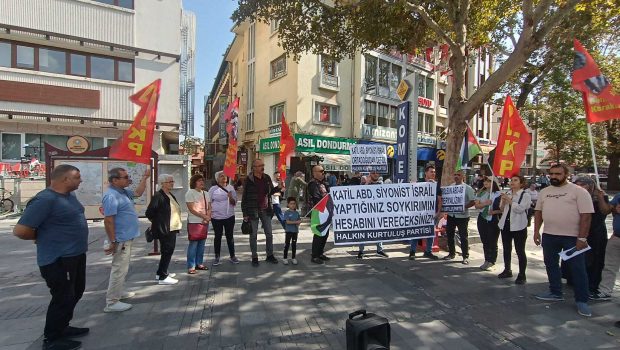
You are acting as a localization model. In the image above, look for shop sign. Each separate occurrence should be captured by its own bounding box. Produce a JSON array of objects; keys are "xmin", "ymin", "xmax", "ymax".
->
[
  {"xmin": 362, "ymin": 125, "xmax": 397, "ymax": 142},
  {"xmin": 417, "ymin": 134, "xmax": 436, "ymax": 145},
  {"xmin": 258, "ymin": 136, "xmax": 281, "ymax": 153},
  {"xmin": 67, "ymin": 135, "xmax": 89, "ymax": 154},
  {"xmin": 295, "ymin": 134, "xmax": 356, "ymax": 155},
  {"xmin": 260, "ymin": 134, "xmax": 356, "ymax": 154},
  {"xmin": 239, "ymin": 150, "xmax": 248, "ymax": 165},
  {"xmin": 269, "ymin": 125, "xmax": 281, "ymax": 135},
  {"xmin": 395, "ymin": 102, "xmax": 409, "ymax": 183},
  {"xmin": 418, "ymin": 97, "xmax": 433, "ymax": 109},
  {"xmin": 324, "ymin": 163, "xmax": 351, "ymax": 172}
]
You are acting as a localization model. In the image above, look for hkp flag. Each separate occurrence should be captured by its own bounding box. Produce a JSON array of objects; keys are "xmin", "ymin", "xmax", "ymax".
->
[
  {"xmin": 492, "ymin": 96, "xmax": 531, "ymax": 177},
  {"xmin": 277, "ymin": 114, "xmax": 296, "ymax": 179},
  {"xmin": 109, "ymin": 79, "xmax": 161, "ymax": 164}
]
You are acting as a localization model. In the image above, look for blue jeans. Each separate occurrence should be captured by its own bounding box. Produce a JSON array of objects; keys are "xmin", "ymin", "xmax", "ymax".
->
[
  {"xmin": 359, "ymin": 242, "xmax": 383, "ymax": 253},
  {"xmin": 542, "ymin": 233, "xmax": 589, "ymax": 302},
  {"xmin": 186, "ymin": 238, "xmax": 206, "ymax": 269},
  {"xmin": 410, "ymin": 237, "xmax": 434, "ymax": 254},
  {"xmin": 273, "ymin": 203, "xmax": 285, "ymax": 228}
]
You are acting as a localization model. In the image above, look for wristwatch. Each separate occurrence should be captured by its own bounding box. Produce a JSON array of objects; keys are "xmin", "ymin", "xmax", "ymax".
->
[{"xmin": 577, "ymin": 237, "xmax": 587, "ymax": 242}]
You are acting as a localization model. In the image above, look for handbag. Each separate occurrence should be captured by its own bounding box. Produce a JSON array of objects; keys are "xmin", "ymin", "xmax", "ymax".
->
[
  {"xmin": 187, "ymin": 191, "xmax": 209, "ymax": 241},
  {"xmin": 241, "ymin": 220, "xmax": 252, "ymax": 235},
  {"xmin": 145, "ymin": 227, "xmax": 154, "ymax": 243},
  {"xmin": 187, "ymin": 223, "xmax": 208, "ymax": 241}
]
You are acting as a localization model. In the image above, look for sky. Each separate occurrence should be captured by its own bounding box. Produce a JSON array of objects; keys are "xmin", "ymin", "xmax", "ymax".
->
[{"xmin": 182, "ymin": 0, "xmax": 237, "ymax": 139}]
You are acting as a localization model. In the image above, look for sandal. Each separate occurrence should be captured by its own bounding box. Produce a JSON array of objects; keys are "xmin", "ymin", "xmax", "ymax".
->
[
  {"xmin": 196, "ymin": 265, "xmax": 208, "ymax": 270},
  {"xmin": 188, "ymin": 268, "xmax": 197, "ymax": 274}
]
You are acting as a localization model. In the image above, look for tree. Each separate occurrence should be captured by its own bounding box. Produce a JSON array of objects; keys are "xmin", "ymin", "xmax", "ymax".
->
[
  {"xmin": 180, "ymin": 136, "xmax": 205, "ymax": 155},
  {"xmin": 234, "ymin": 0, "xmax": 583, "ymax": 183}
]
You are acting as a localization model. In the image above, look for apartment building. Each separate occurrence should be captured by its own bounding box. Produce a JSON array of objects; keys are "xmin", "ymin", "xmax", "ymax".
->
[
  {"xmin": 213, "ymin": 19, "xmax": 496, "ymax": 181},
  {"xmin": 0, "ymin": 0, "xmax": 186, "ymax": 163}
]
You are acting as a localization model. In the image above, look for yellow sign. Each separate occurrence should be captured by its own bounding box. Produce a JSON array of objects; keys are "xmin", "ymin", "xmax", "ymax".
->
[
  {"xmin": 396, "ymin": 80, "xmax": 410, "ymax": 101},
  {"xmin": 66, "ymin": 135, "xmax": 90, "ymax": 154},
  {"xmin": 436, "ymin": 150, "xmax": 446, "ymax": 161}
]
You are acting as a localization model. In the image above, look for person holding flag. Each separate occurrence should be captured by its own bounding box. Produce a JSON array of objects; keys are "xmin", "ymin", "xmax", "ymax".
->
[{"xmin": 308, "ymin": 164, "xmax": 332, "ymax": 265}]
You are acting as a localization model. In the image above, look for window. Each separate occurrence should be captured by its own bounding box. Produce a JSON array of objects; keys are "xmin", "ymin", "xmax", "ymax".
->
[
  {"xmin": 389, "ymin": 64, "xmax": 401, "ymax": 99},
  {"xmin": 439, "ymin": 93, "xmax": 446, "ymax": 107},
  {"xmin": 426, "ymin": 77, "xmax": 434, "ymax": 99},
  {"xmin": 378, "ymin": 103, "xmax": 390, "ymax": 127},
  {"xmin": 1, "ymin": 133, "xmax": 22, "ymax": 160},
  {"xmin": 269, "ymin": 103, "xmax": 285, "ymax": 126},
  {"xmin": 92, "ymin": 0, "xmax": 133, "ymax": 9},
  {"xmin": 39, "ymin": 48, "xmax": 66, "ymax": 74},
  {"xmin": 246, "ymin": 112, "xmax": 254, "ymax": 131},
  {"xmin": 416, "ymin": 73, "xmax": 425, "ymax": 98},
  {"xmin": 91, "ymin": 56, "xmax": 115, "ymax": 80},
  {"xmin": 0, "ymin": 40, "xmax": 133, "ymax": 81},
  {"xmin": 378, "ymin": 59, "xmax": 390, "ymax": 97},
  {"xmin": 364, "ymin": 55, "xmax": 377, "ymax": 93},
  {"xmin": 437, "ymin": 126, "xmax": 446, "ymax": 136},
  {"xmin": 0, "ymin": 42, "xmax": 10, "ymax": 67},
  {"xmin": 364, "ymin": 100, "xmax": 377, "ymax": 125},
  {"xmin": 70, "ymin": 53, "xmax": 87, "ymax": 76},
  {"xmin": 105, "ymin": 138, "xmax": 116, "ymax": 147},
  {"xmin": 322, "ymin": 55, "xmax": 337, "ymax": 76},
  {"xmin": 424, "ymin": 114, "xmax": 434, "ymax": 134},
  {"xmin": 270, "ymin": 19, "xmax": 280, "ymax": 33},
  {"xmin": 16, "ymin": 45, "xmax": 35, "ymax": 69},
  {"xmin": 315, "ymin": 103, "xmax": 340, "ymax": 125},
  {"xmin": 418, "ymin": 113, "xmax": 424, "ymax": 132},
  {"xmin": 390, "ymin": 106, "xmax": 398, "ymax": 128},
  {"xmin": 117, "ymin": 60, "xmax": 133, "ymax": 82},
  {"xmin": 247, "ymin": 62, "xmax": 255, "ymax": 110},
  {"xmin": 270, "ymin": 55, "xmax": 286, "ymax": 80}
]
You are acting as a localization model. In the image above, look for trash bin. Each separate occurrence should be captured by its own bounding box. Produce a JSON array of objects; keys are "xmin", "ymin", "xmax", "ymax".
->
[{"xmin": 346, "ymin": 309, "xmax": 390, "ymax": 350}]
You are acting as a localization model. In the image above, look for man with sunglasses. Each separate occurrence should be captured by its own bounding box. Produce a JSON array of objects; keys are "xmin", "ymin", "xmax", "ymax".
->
[
  {"xmin": 534, "ymin": 164, "xmax": 594, "ymax": 317},
  {"xmin": 102, "ymin": 167, "xmax": 149, "ymax": 313}
]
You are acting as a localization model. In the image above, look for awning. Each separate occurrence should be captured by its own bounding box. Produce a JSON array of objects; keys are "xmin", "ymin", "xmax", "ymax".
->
[
  {"xmin": 300, "ymin": 152, "xmax": 351, "ymax": 172},
  {"xmin": 417, "ymin": 147, "xmax": 435, "ymax": 161}
]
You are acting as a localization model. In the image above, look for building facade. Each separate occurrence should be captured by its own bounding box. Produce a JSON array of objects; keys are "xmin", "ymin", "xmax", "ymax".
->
[
  {"xmin": 205, "ymin": 55, "xmax": 231, "ymax": 179},
  {"xmin": 0, "ymin": 0, "xmax": 184, "ymax": 163},
  {"xmin": 180, "ymin": 9, "xmax": 196, "ymax": 137},
  {"xmin": 214, "ymin": 20, "xmax": 497, "ymax": 182}
]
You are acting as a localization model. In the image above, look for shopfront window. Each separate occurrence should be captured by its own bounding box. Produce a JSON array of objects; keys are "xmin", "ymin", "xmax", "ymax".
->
[{"xmin": 1, "ymin": 133, "xmax": 22, "ymax": 160}]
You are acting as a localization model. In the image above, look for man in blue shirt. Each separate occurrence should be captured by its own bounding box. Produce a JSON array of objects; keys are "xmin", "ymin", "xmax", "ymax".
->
[
  {"xmin": 102, "ymin": 167, "xmax": 149, "ymax": 313},
  {"xmin": 14, "ymin": 164, "xmax": 89, "ymax": 350},
  {"xmin": 596, "ymin": 193, "xmax": 620, "ymax": 300}
]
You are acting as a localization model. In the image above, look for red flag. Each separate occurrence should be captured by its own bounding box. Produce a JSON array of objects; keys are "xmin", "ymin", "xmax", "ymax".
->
[
  {"xmin": 109, "ymin": 79, "xmax": 161, "ymax": 164},
  {"xmin": 492, "ymin": 96, "xmax": 531, "ymax": 177},
  {"xmin": 223, "ymin": 97, "xmax": 240, "ymax": 178},
  {"xmin": 277, "ymin": 113, "xmax": 296, "ymax": 179},
  {"xmin": 572, "ymin": 39, "xmax": 620, "ymax": 123}
]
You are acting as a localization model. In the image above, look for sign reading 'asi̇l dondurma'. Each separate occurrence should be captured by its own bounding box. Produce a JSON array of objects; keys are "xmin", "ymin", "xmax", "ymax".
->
[
  {"xmin": 259, "ymin": 134, "xmax": 356, "ymax": 154},
  {"xmin": 330, "ymin": 183, "xmax": 437, "ymax": 245}
]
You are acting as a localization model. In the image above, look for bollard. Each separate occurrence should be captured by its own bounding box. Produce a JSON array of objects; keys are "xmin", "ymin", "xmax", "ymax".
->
[{"xmin": 346, "ymin": 309, "xmax": 390, "ymax": 350}]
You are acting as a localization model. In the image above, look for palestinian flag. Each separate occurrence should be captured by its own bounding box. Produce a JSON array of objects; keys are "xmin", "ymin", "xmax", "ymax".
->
[
  {"xmin": 456, "ymin": 124, "xmax": 482, "ymax": 171},
  {"xmin": 310, "ymin": 194, "xmax": 334, "ymax": 237}
]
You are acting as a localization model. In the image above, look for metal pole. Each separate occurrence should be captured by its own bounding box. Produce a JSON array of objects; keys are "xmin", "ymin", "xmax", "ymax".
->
[
  {"xmin": 587, "ymin": 123, "xmax": 601, "ymax": 188},
  {"xmin": 405, "ymin": 73, "xmax": 419, "ymax": 182}
]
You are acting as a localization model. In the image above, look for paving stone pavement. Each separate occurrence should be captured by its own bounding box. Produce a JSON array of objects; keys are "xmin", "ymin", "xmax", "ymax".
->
[{"xmin": 0, "ymin": 210, "xmax": 619, "ymax": 350}]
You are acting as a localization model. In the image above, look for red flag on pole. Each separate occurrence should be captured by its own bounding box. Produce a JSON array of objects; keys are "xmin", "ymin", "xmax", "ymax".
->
[
  {"xmin": 223, "ymin": 97, "xmax": 240, "ymax": 178},
  {"xmin": 572, "ymin": 39, "xmax": 620, "ymax": 123},
  {"xmin": 109, "ymin": 79, "xmax": 161, "ymax": 164},
  {"xmin": 492, "ymin": 96, "xmax": 531, "ymax": 177},
  {"xmin": 277, "ymin": 113, "xmax": 296, "ymax": 179}
]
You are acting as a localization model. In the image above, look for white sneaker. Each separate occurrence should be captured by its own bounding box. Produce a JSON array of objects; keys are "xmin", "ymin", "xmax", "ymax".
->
[
  {"xmin": 121, "ymin": 291, "xmax": 136, "ymax": 300},
  {"xmin": 155, "ymin": 273, "xmax": 176, "ymax": 281},
  {"xmin": 282, "ymin": 259, "xmax": 289, "ymax": 265},
  {"xmin": 158, "ymin": 276, "xmax": 179, "ymax": 285},
  {"xmin": 291, "ymin": 259, "xmax": 298, "ymax": 265},
  {"xmin": 103, "ymin": 301, "xmax": 132, "ymax": 313}
]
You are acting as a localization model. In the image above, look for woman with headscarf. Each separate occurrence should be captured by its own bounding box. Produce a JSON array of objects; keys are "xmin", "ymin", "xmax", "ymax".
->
[
  {"xmin": 208, "ymin": 171, "xmax": 239, "ymax": 265},
  {"xmin": 563, "ymin": 176, "xmax": 611, "ymax": 296},
  {"xmin": 146, "ymin": 174, "xmax": 181, "ymax": 285},
  {"xmin": 185, "ymin": 174, "xmax": 211, "ymax": 274}
]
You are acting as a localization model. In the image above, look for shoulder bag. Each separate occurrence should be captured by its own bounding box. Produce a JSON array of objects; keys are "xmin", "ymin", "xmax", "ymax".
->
[{"xmin": 187, "ymin": 191, "xmax": 209, "ymax": 241}]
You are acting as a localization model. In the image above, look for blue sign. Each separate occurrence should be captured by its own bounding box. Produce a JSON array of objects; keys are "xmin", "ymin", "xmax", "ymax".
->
[{"xmin": 395, "ymin": 102, "xmax": 409, "ymax": 183}]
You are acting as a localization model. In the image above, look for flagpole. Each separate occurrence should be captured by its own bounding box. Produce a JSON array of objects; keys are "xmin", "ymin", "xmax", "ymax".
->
[{"xmin": 587, "ymin": 122, "xmax": 601, "ymax": 188}]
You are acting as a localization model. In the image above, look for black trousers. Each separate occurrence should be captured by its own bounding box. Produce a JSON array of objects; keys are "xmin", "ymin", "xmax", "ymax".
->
[
  {"xmin": 501, "ymin": 228, "xmax": 527, "ymax": 275},
  {"xmin": 311, "ymin": 231, "xmax": 329, "ymax": 258},
  {"xmin": 211, "ymin": 216, "xmax": 236, "ymax": 258},
  {"xmin": 284, "ymin": 232, "xmax": 299, "ymax": 259},
  {"xmin": 446, "ymin": 216, "xmax": 470, "ymax": 258},
  {"xmin": 39, "ymin": 253, "xmax": 86, "ymax": 341},
  {"xmin": 477, "ymin": 215, "xmax": 500, "ymax": 263},
  {"xmin": 157, "ymin": 231, "xmax": 178, "ymax": 279}
]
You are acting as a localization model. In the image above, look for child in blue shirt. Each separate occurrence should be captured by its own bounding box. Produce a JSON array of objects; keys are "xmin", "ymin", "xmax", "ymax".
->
[{"xmin": 283, "ymin": 197, "xmax": 302, "ymax": 265}]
